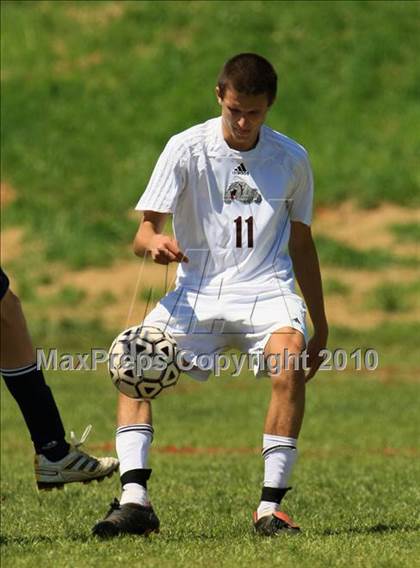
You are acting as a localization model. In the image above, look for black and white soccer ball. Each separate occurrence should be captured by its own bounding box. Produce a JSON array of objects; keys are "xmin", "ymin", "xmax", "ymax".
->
[{"xmin": 108, "ymin": 325, "xmax": 180, "ymax": 399}]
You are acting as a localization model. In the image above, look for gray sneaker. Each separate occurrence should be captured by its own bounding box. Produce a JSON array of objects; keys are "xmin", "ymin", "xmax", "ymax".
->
[{"xmin": 34, "ymin": 425, "xmax": 119, "ymax": 490}]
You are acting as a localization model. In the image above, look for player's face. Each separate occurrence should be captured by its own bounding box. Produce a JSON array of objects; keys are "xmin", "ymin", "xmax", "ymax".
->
[{"xmin": 216, "ymin": 86, "xmax": 272, "ymax": 151}]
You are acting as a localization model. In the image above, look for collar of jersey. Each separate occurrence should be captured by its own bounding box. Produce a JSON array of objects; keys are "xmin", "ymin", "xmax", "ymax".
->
[{"xmin": 210, "ymin": 117, "xmax": 266, "ymax": 159}]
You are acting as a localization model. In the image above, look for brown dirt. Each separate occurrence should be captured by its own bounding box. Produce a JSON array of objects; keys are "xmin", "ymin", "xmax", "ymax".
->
[
  {"xmin": 321, "ymin": 265, "xmax": 420, "ymax": 328},
  {"xmin": 54, "ymin": 51, "xmax": 103, "ymax": 75},
  {"xmin": 31, "ymin": 258, "xmax": 419, "ymax": 330},
  {"xmin": 36, "ymin": 257, "xmax": 178, "ymax": 329},
  {"xmin": 65, "ymin": 2, "xmax": 126, "ymax": 27},
  {"xmin": 2, "ymin": 202, "xmax": 419, "ymax": 330},
  {"xmin": 314, "ymin": 202, "xmax": 420, "ymax": 257},
  {"xmin": 0, "ymin": 182, "xmax": 17, "ymax": 207},
  {"xmin": 1, "ymin": 228, "xmax": 24, "ymax": 264},
  {"xmin": 312, "ymin": 202, "xmax": 420, "ymax": 327}
]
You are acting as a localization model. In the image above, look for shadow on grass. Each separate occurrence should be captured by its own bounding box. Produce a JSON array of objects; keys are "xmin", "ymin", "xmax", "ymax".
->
[
  {"xmin": 0, "ymin": 533, "xmax": 89, "ymax": 546},
  {"xmin": 321, "ymin": 523, "xmax": 420, "ymax": 536},
  {"xmin": 2, "ymin": 524, "xmax": 420, "ymax": 547}
]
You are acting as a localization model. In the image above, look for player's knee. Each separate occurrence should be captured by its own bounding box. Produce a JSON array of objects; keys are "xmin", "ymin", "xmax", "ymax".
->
[
  {"xmin": 269, "ymin": 345, "xmax": 305, "ymax": 392},
  {"xmin": 266, "ymin": 328, "xmax": 305, "ymax": 357},
  {"xmin": 266, "ymin": 334, "xmax": 305, "ymax": 382}
]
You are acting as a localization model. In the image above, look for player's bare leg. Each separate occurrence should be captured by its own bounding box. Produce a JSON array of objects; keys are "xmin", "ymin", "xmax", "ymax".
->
[
  {"xmin": 253, "ymin": 326, "xmax": 305, "ymax": 534},
  {"xmin": 264, "ymin": 327, "xmax": 306, "ymax": 438},
  {"xmin": 0, "ymin": 289, "xmax": 35, "ymax": 368},
  {"xmin": 0, "ymin": 286, "xmax": 118, "ymax": 488},
  {"xmin": 118, "ymin": 394, "xmax": 152, "ymax": 426}
]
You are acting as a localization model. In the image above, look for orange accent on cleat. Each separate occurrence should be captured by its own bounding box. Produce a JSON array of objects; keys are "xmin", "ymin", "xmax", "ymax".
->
[
  {"xmin": 253, "ymin": 510, "xmax": 301, "ymax": 535},
  {"xmin": 273, "ymin": 511, "xmax": 300, "ymax": 529}
]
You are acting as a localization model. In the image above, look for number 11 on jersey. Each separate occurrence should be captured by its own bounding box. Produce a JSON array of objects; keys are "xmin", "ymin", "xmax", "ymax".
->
[{"xmin": 234, "ymin": 216, "xmax": 254, "ymax": 248}]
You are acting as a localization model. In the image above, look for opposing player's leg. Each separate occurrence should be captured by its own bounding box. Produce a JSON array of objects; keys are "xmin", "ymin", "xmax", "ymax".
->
[
  {"xmin": 92, "ymin": 395, "xmax": 160, "ymax": 538},
  {"xmin": 254, "ymin": 326, "xmax": 305, "ymax": 535},
  {"xmin": 0, "ymin": 272, "xmax": 118, "ymax": 489}
]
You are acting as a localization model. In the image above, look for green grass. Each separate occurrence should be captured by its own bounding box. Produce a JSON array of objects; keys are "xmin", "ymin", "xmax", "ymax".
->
[
  {"xmin": 329, "ymin": 321, "xmax": 420, "ymax": 371},
  {"xmin": 1, "ymin": 323, "xmax": 420, "ymax": 566},
  {"xmin": 2, "ymin": 0, "xmax": 420, "ymax": 267},
  {"xmin": 21, "ymin": 319, "xmax": 420, "ymax": 372},
  {"xmin": 2, "ymin": 372, "xmax": 420, "ymax": 567},
  {"xmin": 370, "ymin": 286, "xmax": 408, "ymax": 313},
  {"xmin": 92, "ymin": 290, "xmax": 117, "ymax": 309},
  {"xmin": 50, "ymin": 285, "xmax": 87, "ymax": 306},
  {"xmin": 28, "ymin": 317, "xmax": 114, "ymax": 352},
  {"xmin": 323, "ymin": 278, "xmax": 350, "ymax": 296},
  {"xmin": 315, "ymin": 236, "xmax": 400, "ymax": 269},
  {"xmin": 390, "ymin": 222, "xmax": 420, "ymax": 243},
  {"xmin": 140, "ymin": 286, "xmax": 167, "ymax": 302},
  {"xmin": 367, "ymin": 280, "xmax": 420, "ymax": 313},
  {"xmin": 1, "ymin": 1, "xmax": 420, "ymax": 564}
]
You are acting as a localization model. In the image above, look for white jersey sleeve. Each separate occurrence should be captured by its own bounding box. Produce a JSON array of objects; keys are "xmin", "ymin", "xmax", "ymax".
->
[
  {"xmin": 289, "ymin": 152, "xmax": 314, "ymax": 226},
  {"xmin": 136, "ymin": 136, "xmax": 188, "ymax": 213}
]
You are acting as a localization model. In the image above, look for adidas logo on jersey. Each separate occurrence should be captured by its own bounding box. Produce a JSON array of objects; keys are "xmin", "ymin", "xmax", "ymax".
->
[{"xmin": 233, "ymin": 162, "xmax": 249, "ymax": 175}]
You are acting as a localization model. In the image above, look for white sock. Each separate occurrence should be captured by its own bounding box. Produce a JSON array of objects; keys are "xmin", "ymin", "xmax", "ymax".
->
[
  {"xmin": 257, "ymin": 434, "xmax": 298, "ymax": 519},
  {"xmin": 116, "ymin": 423, "xmax": 153, "ymax": 506},
  {"xmin": 120, "ymin": 483, "xmax": 149, "ymax": 507}
]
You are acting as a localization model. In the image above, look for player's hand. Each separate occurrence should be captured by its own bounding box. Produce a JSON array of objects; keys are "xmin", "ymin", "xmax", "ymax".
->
[
  {"xmin": 305, "ymin": 328, "xmax": 328, "ymax": 382},
  {"xmin": 149, "ymin": 235, "xmax": 189, "ymax": 265}
]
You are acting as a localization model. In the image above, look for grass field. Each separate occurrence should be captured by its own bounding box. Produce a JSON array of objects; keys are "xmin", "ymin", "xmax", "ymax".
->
[
  {"xmin": 2, "ymin": 0, "xmax": 420, "ymax": 267},
  {"xmin": 2, "ymin": 1, "xmax": 420, "ymax": 566},
  {"xmin": 1, "ymin": 323, "xmax": 420, "ymax": 567}
]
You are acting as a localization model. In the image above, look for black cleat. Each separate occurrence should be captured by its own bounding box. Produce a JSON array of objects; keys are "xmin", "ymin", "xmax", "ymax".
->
[
  {"xmin": 92, "ymin": 498, "xmax": 160, "ymax": 538},
  {"xmin": 253, "ymin": 511, "xmax": 301, "ymax": 536}
]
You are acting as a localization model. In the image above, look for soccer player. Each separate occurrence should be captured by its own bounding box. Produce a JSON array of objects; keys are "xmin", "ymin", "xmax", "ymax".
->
[
  {"xmin": 93, "ymin": 53, "xmax": 328, "ymax": 537},
  {"xmin": 0, "ymin": 268, "xmax": 119, "ymax": 489}
]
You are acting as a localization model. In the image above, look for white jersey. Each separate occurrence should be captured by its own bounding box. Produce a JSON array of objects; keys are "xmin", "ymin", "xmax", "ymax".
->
[{"xmin": 136, "ymin": 117, "xmax": 313, "ymax": 294}]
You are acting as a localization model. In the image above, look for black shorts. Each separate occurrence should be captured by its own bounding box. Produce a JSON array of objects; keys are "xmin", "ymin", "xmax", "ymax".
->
[{"xmin": 0, "ymin": 267, "xmax": 10, "ymax": 301}]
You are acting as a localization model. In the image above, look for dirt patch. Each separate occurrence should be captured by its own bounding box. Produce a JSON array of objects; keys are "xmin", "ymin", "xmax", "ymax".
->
[
  {"xmin": 54, "ymin": 51, "xmax": 103, "ymax": 75},
  {"xmin": 321, "ymin": 265, "xmax": 420, "ymax": 328},
  {"xmin": 36, "ymin": 257, "xmax": 178, "ymax": 328},
  {"xmin": 65, "ymin": 2, "xmax": 126, "ymax": 27},
  {"xmin": 0, "ymin": 182, "xmax": 17, "ymax": 207},
  {"xmin": 9, "ymin": 201, "xmax": 420, "ymax": 330},
  {"xmin": 311, "ymin": 202, "xmax": 420, "ymax": 327},
  {"xmin": 0, "ymin": 228, "xmax": 24, "ymax": 264},
  {"xmin": 314, "ymin": 202, "xmax": 420, "ymax": 257},
  {"xmin": 35, "ymin": 252, "xmax": 419, "ymax": 330}
]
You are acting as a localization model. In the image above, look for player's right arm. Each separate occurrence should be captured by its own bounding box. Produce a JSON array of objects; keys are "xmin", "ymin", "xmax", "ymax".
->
[{"xmin": 133, "ymin": 210, "xmax": 189, "ymax": 265}]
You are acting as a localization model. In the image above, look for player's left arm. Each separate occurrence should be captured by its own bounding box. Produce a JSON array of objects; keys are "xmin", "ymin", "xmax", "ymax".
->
[{"xmin": 289, "ymin": 221, "xmax": 328, "ymax": 381}]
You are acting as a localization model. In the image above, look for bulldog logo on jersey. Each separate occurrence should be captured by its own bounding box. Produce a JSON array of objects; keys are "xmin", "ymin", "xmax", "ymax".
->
[{"xmin": 224, "ymin": 181, "xmax": 262, "ymax": 204}]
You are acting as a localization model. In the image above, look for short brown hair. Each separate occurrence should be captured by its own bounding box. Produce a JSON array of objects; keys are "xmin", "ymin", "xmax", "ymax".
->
[{"xmin": 217, "ymin": 53, "xmax": 277, "ymax": 105}]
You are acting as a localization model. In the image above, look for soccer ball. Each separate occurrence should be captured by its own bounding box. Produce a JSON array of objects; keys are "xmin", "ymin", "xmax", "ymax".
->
[{"xmin": 108, "ymin": 325, "xmax": 180, "ymax": 399}]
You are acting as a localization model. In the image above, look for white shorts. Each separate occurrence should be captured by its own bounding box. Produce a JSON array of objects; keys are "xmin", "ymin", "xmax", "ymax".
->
[{"xmin": 142, "ymin": 286, "xmax": 307, "ymax": 381}]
